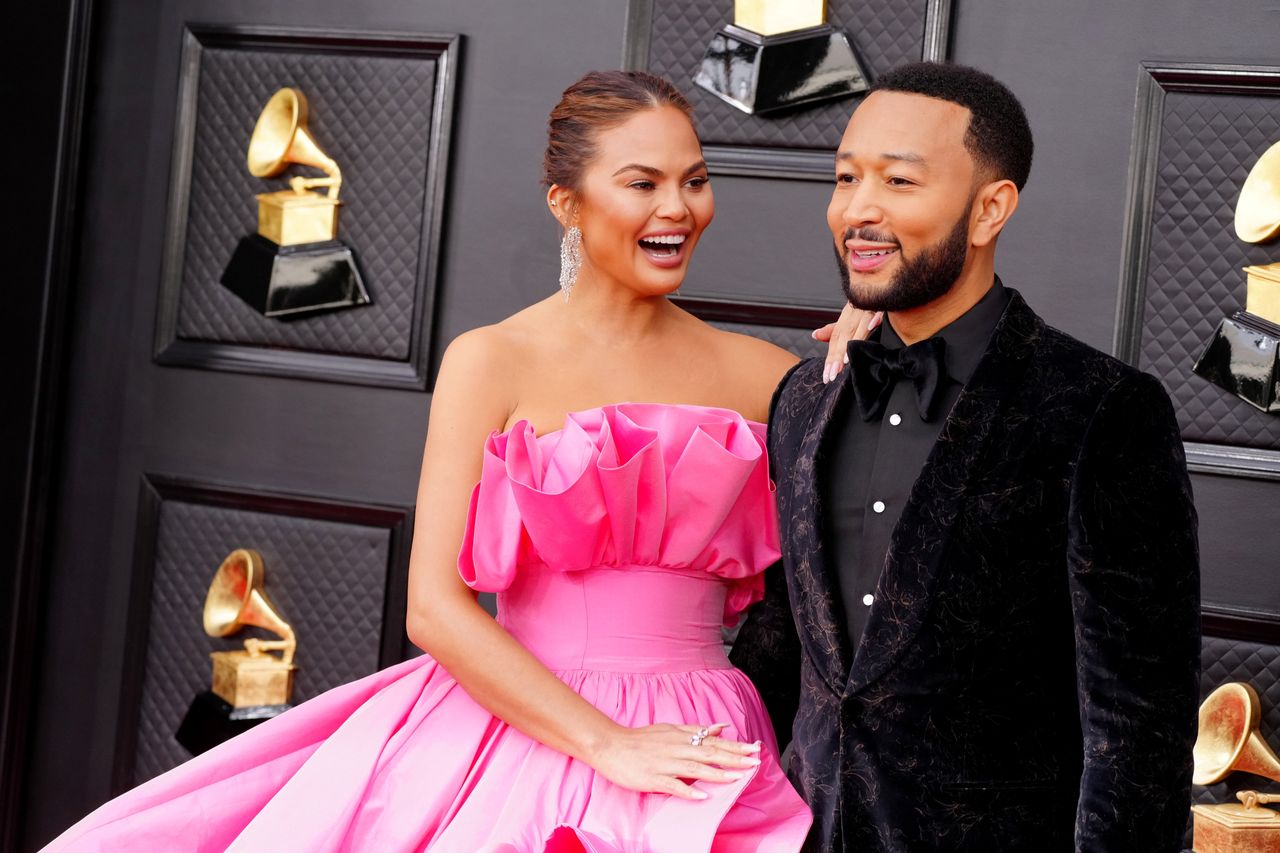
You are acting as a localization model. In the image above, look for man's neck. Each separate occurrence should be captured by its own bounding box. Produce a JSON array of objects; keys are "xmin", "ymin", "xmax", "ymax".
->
[{"xmin": 887, "ymin": 256, "xmax": 997, "ymax": 345}]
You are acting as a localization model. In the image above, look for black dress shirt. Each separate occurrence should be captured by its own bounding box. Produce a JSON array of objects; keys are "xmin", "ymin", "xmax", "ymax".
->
[{"xmin": 825, "ymin": 280, "xmax": 1011, "ymax": 652}]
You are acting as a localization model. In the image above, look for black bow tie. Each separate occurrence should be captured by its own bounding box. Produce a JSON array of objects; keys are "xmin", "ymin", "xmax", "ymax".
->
[{"xmin": 846, "ymin": 337, "xmax": 948, "ymax": 422}]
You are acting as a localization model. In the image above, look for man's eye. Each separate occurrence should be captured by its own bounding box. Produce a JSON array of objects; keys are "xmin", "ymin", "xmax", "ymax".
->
[
  {"xmin": 888, "ymin": 177, "xmax": 915, "ymax": 187},
  {"xmin": 835, "ymin": 173, "xmax": 857, "ymax": 185}
]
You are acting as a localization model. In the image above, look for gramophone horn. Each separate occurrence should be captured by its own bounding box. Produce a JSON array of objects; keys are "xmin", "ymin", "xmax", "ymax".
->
[
  {"xmin": 202, "ymin": 549, "xmax": 296, "ymax": 665},
  {"xmin": 245, "ymin": 88, "xmax": 342, "ymax": 198},
  {"xmin": 1236, "ymin": 138, "xmax": 1280, "ymax": 244},
  {"xmin": 1193, "ymin": 681, "xmax": 1280, "ymax": 786}
]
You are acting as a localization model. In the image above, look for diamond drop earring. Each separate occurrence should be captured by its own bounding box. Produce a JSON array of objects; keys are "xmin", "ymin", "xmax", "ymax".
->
[{"xmin": 559, "ymin": 226, "xmax": 582, "ymax": 302}]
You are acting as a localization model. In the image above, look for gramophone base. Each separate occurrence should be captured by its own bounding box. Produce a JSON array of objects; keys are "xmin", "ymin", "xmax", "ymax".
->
[
  {"xmin": 175, "ymin": 690, "xmax": 291, "ymax": 756},
  {"xmin": 1192, "ymin": 311, "xmax": 1280, "ymax": 413},
  {"xmin": 693, "ymin": 23, "xmax": 869, "ymax": 115},
  {"xmin": 1192, "ymin": 802, "xmax": 1280, "ymax": 852},
  {"xmin": 210, "ymin": 649, "xmax": 296, "ymax": 707},
  {"xmin": 220, "ymin": 234, "xmax": 370, "ymax": 320}
]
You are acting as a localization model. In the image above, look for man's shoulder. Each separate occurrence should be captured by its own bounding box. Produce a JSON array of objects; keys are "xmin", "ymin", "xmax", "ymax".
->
[
  {"xmin": 770, "ymin": 357, "xmax": 827, "ymax": 420},
  {"xmin": 766, "ymin": 357, "xmax": 828, "ymax": 453},
  {"xmin": 1030, "ymin": 318, "xmax": 1153, "ymax": 402},
  {"xmin": 999, "ymin": 289, "xmax": 1151, "ymax": 402}
]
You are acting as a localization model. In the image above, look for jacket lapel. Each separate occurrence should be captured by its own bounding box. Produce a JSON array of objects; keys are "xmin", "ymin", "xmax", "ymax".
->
[
  {"xmin": 846, "ymin": 291, "xmax": 1043, "ymax": 696},
  {"xmin": 790, "ymin": 367, "xmax": 857, "ymax": 695}
]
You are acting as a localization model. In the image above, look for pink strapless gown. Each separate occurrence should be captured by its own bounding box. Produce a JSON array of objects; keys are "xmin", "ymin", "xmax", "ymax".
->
[{"xmin": 45, "ymin": 403, "xmax": 811, "ymax": 852}]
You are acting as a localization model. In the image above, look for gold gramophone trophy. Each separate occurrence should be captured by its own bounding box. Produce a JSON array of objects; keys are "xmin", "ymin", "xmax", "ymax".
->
[
  {"xmin": 1192, "ymin": 139, "xmax": 1280, "ymax": 413},
  {"xmin": 1190, "ymin": 682, "xmax": 1280, "ymax": 851},
  {"xmin": 218, "ymin": 87, "xmax": 370, "ymax": 319},
  {"xmin": 693, "ymin": 0, "xmax": 869, "ymax": 115},
  {"xmin": 174, "ymin": 549, "xmax": 298, "ymax": 756}
]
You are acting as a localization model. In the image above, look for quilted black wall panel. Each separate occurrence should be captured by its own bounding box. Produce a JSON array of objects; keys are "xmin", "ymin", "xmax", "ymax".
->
[
  {"xmin": 641, "ymin": 0, "xmax": 928, "ymax": 151},
  {"xmin": 1118, "ymin": 66, "xmax": 1280, "ymax": 470},
  {"xmin": 130, "ymin": 488, "xmax": 401, "ymax": 785},
  {"xmin": 153, "ymin": 27, "xmax": 459, "ymax": 388},
  {"xmin": 175, "ymin": 48, "xmax": 434, "ymax": 357},
  {"xmin": 1138, "ymin": 90, "xmax": 1280, "ymax": 450}
]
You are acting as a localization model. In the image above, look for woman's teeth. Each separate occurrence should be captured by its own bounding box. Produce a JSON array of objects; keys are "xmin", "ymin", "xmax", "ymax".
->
[{"xmin": 639, "ymin": 235, "xmax": 686, "ymax": 256}]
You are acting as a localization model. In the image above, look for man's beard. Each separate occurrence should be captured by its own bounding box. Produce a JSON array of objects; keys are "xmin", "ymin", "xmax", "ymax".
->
[{"xmin": 834, "ymin": 211, "xmax": 970, "ymax": 312}]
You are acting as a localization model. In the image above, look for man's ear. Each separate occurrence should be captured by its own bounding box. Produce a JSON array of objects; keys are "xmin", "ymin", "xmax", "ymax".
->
[
  {"xmin": 546, "ymin": 184, "xmax": 577, "ymax": 227},
  {"xmin": 970, "ymin": 179, "xmax": 1019, "ymax": 248}
]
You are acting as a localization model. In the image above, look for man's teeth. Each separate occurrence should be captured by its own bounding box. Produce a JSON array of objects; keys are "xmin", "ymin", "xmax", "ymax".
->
[{"xmin": 855, "ymin": 249, "xmax": 894, "ymax": 257}]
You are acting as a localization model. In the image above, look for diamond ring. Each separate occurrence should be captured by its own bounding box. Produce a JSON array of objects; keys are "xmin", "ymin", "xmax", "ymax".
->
[{"xmin": 689, "ymin": 726, "xmax": 710, "ymax": 746}]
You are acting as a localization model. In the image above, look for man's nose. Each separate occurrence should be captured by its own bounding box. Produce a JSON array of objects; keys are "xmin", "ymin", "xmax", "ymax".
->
[{"xmin": 842, "ymin": 186, "xmax": 884, "ymax": 228}]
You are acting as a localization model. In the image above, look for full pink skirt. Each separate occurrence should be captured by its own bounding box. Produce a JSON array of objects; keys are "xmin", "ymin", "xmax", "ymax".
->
[{"xmin": 46, "ymin": 655, "xmax": 811, "ymax": 852}]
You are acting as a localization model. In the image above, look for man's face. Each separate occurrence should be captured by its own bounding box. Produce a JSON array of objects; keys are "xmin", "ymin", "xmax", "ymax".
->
[{"xmin": 827, "ymin": 91, "xmax": 978, "ymax": 311}]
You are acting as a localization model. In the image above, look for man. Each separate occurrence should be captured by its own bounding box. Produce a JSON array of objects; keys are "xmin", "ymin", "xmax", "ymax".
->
[{"xmin": 731, "ymin": 62, "xmax": 1200, "ymax": 851}]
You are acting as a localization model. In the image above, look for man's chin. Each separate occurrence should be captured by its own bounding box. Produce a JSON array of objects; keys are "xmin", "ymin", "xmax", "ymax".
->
[{"xmin": 843, "ymin": 276, "xmax": 897, "ymax": 311}]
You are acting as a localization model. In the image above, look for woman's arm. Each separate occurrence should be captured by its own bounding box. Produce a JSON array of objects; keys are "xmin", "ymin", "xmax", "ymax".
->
[{"xmin": 405, "ymin": 329, "xmax": 760, "ymax": 800}]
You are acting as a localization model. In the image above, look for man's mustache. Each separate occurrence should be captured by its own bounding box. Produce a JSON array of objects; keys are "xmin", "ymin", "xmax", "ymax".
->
[{"xmin": 841, "ymin": 227, "xmax": 900, "ymax": 251}]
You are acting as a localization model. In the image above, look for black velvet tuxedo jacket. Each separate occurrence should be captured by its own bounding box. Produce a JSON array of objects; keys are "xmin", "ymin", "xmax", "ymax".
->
[{"xmin": 731, "ymin": 290, "xmax": 1200, "ymax": 852}]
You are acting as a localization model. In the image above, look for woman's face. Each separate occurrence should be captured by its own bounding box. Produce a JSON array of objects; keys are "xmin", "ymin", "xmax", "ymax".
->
[{"xmin": 566, "ymin": 106, "xmax": 713, "ymax": 297}]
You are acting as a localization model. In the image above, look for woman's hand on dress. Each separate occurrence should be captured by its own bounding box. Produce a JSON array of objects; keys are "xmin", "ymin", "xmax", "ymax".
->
[
  {"xmin": 589, "ymin": 722, "xmax": 763, "ymax": 800},
  {"xmin": 812, "ymin": 304, "xmax": 882, "ymax": 384}
]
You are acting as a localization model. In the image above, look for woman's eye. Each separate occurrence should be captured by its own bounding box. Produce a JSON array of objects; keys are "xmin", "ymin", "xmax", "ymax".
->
[
  {"xmin": 628, "ymin": 180, "xmax": 655, "ymax": 190},
  {"xmin": 685, "ymin": 177, "xmax": 709, "ymax": 189}
]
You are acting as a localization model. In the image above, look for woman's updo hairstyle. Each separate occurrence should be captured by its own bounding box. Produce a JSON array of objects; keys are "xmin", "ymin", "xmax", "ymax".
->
[{"xmin": 543, "ymin": 70, "xmax": 694, "ymax": 191}]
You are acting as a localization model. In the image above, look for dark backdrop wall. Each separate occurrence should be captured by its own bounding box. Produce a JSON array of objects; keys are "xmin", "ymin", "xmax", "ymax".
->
[{"xmin": 14, "ymin": 0, "xmax": 1279, "ymax": 848}]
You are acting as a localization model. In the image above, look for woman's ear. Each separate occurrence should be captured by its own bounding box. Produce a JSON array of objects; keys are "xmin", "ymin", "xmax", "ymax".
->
[
  {"xmin": 970, "ymin": 179, "xmax": 1019, "ymax": 248},
  {"xmin": 546, "ymin": 184, "xmax": 576, "ymax": 227}
]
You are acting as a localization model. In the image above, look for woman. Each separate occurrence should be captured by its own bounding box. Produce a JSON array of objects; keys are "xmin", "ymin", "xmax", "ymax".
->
[{"xmin": 46, "ymin": 70, "xmax": 873, "ymax": 852}]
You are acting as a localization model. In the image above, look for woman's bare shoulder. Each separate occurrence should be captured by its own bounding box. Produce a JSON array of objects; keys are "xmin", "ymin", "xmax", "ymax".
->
[
  {"xmin": 441, "ymin": 300, "xmax": 557, "ymax": 371},
  {"xmin": 705, "ymin": 324, "xmax": 799, "ymax": 380},
  {"xmin": 672, "ymin": 319, "xmax": 799, "ymax": 421}
]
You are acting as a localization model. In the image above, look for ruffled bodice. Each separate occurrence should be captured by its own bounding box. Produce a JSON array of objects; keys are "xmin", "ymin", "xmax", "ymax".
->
[{"xmin": 458, "ymin": 403, "xmax": 779, "ymax": 627}]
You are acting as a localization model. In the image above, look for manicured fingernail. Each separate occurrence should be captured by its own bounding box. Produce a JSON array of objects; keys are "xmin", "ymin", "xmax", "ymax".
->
[
  {"xmin": 693, "ymin": 790, "xmax": 709, "ymax": 800},
  {"xmin": 743, "ymin": 742, "xmax": 762, "ymax": 753},
  {"xmin": 843, "ymin": 352, "xmax": 849, "ymax": 364},
  {"xmin": 744, "ymin": 756, "xmax": 762, "ymax": 766},
  {"xmin": 870, "ymin": 312, "xmax": 883, "ymax": 330},
  {"xmin": 810, "ymin": 329, "xmax": 819, "ymax": 339}
]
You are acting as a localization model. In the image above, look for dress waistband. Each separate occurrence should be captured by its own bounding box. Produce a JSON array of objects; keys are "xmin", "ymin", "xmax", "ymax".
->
[{"xmin": 497, "ymin": 565, "xmax": 732, "ymax": 673}]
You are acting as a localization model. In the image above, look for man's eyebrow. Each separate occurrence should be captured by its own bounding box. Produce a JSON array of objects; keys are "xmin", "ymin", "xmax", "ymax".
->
[
  {"xmin": 835, "ymin": 151, "xmax": 928, "ymax": 167},
  {"xmin": 884, "ymin": 151, "xmax": 927, "ymax": 166}
]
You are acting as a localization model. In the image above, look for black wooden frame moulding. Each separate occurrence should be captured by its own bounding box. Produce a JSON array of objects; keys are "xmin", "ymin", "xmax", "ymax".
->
[
  {"xmin": 110, "ymin": 474, "xmax": 414, "ymax": 794},
  {"xmin": 670, "ymin": 294, "xmax": 841, "ymax": 329},
  {"xmin": 622, "ymin": 0, "xmax": 953, "ymax": 182},
  {"xmin": 152, "ymin": 24, "xmax": 461, "ymax": 390},
  {"xmin": 1114, "ymin": 61, "xmax": 1280, "ymax": 482},
  {"xmin": 1202, "ymin": 603, "xmax": 1280, "ymax": 647}
]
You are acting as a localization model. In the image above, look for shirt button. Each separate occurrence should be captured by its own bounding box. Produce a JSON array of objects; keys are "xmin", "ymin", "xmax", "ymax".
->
[
  {"xmin": 872, "ymin": 500, "xmax": 886, "ymax": 513},
  {"xmin": 888, "ymin": 413, "xmax": 902, "ymax": 426},
  {"xmin": 862, "ymin": 593, "xmax": 874, "ymax": 606}
]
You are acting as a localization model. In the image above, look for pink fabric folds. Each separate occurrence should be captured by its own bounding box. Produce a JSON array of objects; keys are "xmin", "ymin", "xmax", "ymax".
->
[{"xmin": 458, "ymin": 403, "xmax": 780, "ymax": 624}]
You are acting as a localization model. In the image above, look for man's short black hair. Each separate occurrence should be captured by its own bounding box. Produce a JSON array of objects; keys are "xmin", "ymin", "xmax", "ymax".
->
[{"xmin": 869, "ymin": 62, "xmax": 1033, "ymax": 190}]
